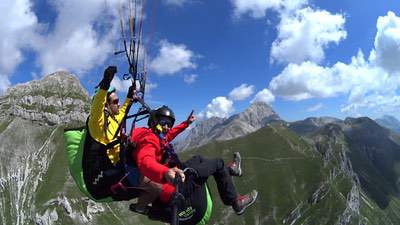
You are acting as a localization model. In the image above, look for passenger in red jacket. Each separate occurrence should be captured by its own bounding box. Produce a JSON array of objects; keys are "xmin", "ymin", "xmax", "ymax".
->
[
  {"xmin": 131, "ymin": 106, "xmax": 190, "ymax": 212},
  {"xmin": 130, "ymin": 106, "xmax": 258, "ymax": 217}
]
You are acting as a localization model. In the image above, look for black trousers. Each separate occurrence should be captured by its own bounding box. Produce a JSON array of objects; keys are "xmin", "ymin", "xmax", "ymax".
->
[
  {"xmin": 184, "ymin": 155, "xmax": 237, "ymax": 206},
  {"xmin": 82, "ymin": 133, "xmax": 139, "ymax": 200},
  {"xmin": 147, "ymin": 155, "xmax": 238, "ymax": 225}
]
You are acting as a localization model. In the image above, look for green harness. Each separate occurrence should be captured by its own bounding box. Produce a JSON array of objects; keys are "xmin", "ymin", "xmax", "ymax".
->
[{"xmin": 64, "ymin": 128, "xmax": 113, "ymax": 202}]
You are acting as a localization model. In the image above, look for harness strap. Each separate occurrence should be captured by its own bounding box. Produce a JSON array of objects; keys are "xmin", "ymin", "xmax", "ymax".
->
[
  {"xmin": 111, "ymin": 180, "xmax": 128, "ymax": 195},
  {"xmin": 110, "ymin": 171, "xmax": 144, "ymax": 195},
  {"xmin": 106, "ymin": 139, "xmax": 121, "ymax": 149}
]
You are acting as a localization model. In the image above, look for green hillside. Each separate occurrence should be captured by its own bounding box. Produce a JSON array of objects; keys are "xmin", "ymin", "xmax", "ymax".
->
[{"xmin": 180, "ymin": 124, "xmax": 352, "ymax": 224}]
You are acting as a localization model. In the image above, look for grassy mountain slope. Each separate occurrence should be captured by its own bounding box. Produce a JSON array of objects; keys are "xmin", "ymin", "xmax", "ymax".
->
[{"xmin": 180, "ymin": 123, "xmax": 352, "ymax": 225}]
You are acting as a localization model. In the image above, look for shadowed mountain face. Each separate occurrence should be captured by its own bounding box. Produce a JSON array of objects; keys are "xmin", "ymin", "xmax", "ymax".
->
[
  {"xmin": 289, "ymin": 116, "xmax": 400, "ymax": 218},
  {"xmin": 343, "ymin": 117, "xmax": 400, "ymax": 209},
  {"xmin": 375, "ymin": 115, "xmax": 400, "ymax": 134}
]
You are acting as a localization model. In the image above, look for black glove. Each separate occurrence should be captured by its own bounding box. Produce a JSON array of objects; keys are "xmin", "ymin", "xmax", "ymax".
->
[
  {"xmin": 99, "ymin": 66, "xmax": 117, "ymax": 90},
  {"xmin": 127, "ymin": 85, "xmax": 136, "ymax": 99}
]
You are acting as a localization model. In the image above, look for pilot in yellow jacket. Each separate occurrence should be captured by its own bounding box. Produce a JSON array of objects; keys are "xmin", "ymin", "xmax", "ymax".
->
[{"xmin": 82, "ymin": 66, "xmax": 135, "ymax": 200}]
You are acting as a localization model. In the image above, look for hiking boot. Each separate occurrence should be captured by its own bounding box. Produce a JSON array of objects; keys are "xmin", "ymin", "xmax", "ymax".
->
[
  {"xmin": 232, "ymin": 190, "xmax": 258, "ymax": 215},
  {"xmin": 228, "ymin": 152, "xmax": 242, "ymax": 177}
]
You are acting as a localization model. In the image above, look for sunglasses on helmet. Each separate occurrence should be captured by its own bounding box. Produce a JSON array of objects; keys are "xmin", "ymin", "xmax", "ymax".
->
[{"xmin": 158, "ymin": 117, "xmax": 173, "ymax": 128}]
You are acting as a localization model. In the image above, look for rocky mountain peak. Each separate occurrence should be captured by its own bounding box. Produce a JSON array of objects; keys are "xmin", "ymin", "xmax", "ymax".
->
[
  {"xmin": 344, "ymin": 117, "xmax": 390, "ymax": 137},
  {"xmin": 0, "ymin": 71, "xmax": 90, "ymax": 126},
  {"xmin": 176, "ymin": 102, "xmax": 281, "ymax": 151},
  {"xmin": 236, "ymin": 102, "xmax": 279, "ymax": 127},
  {"xmin": 288, "ymin": 116, "xmax": 343, "ymax": 136}
]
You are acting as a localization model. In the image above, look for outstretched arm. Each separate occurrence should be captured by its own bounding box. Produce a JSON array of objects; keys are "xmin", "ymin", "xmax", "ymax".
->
[
  {"xmin": 89, "ymin": 66, "xmax": 117, "ymax": 129},
  {"xmin": 165, "ymin": 110, "xmax": 195, "ymax": 142}
]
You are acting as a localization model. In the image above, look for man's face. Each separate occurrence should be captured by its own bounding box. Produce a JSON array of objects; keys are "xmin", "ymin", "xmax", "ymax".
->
[{"xmin": 107, "ymin": 92, "xmax": 120, "ymax": 115}]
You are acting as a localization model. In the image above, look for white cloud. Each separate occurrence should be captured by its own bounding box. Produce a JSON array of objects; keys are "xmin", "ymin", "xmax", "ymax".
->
[
  {"xmin": 144, "ymin": 81, "xmax": 159, "ymax": 94},
  {"xmin": 111, "ymin": 76, "xmax": 158, "ymax": 96},
  {"xmin": 231, "ymin": 0, "xmax": 281, "ymax": 19},
  {"xmin": 34, "ymin": 0, "xmax": 120, "ymax": 76},
  {"xmin": 268, "ymin": 49, "xmax": 400, "ymax": 115},
  {"xmin": 31, "ymin": 72, "xmax": 39, "ymax": 80},
  {"xmin": 199, "ymin": 97, "xmax": 234, "ymax": 119},
  {"xmin": 229, "ymin": 84, "xmax": 255, "ymax": 101},
  {"xmin": 267, "ymin": 11, "xmax": 400, "ymax": 115},
  {"xmin": 165, "ymin": 0, "xmax": 189, "ymax": 7},
  {"xmin": 0, "ymin": 0, "xmax": 126, "ymax": 87},
  {"xmin": 150, "ymin": 40, "xmax": 197, "ymax": 75},
  {"xmin": 111, "ymin": 76, "xmax": 132, "ymax": 94},
  {"xmin": 184, "ymin": 74, "xmax": 198, "ymax": 84},
  {"xmin": 271, "ymin": 7, "xmax": 347, "ymax": 64},
  {"xmin": 231, "ymin": 1, "xmax": 347, "ymax": 65},
  {"xmin": 251, "ymin": 88, "xmax": 275, "ymax": 104},
  {"xmin": 269, "ymin": 51, "xmax": 393, "ymax": 101},
  {"xmin": 341, "ymin": 94, "xmax": 400, "ymax": 115},
  {"xmin": 370, "ymin": 11, "xmax": 400, "ymax": 72},
  {"xmin": 0, "ymin": 74, "xmax": 11, "ymax": 95},
  {"xmin": 280, "ymin": 0, "xmax": 308, "ymax": 13},
  {"xmin": 231, "ymin": 0, "xmax": 308, "ymax": 19},
  {"xmin": 0, "ymin": 0, "xmax": 38, "ymax": 93},
  {"xmin": 307, "ymin": 103, "xmax": 323, "ymax": 112}
]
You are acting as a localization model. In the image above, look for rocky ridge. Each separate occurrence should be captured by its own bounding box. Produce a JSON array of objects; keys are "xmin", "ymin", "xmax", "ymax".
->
[
  {"xmin": 176, "ymin": 101, "xmax": 280, "ymax": 151},
  {"xmin": 0, "ymin": 71, "xmax": 90, "ymax": 127},
  {"xmin": 0, "ymin": 72, "xmax": 98, "ymax": 225}
]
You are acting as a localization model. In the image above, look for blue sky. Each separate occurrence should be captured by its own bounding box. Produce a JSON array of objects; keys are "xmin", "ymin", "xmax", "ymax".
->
[{"xmin": 2, "ymin": 0, "xmax": 400, "ymax": 123}]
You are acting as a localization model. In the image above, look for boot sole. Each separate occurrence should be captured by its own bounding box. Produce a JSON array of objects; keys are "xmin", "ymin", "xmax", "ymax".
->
[{"xmin": 235, "ymin": 191, "xmax": 258, "ymax": 215}]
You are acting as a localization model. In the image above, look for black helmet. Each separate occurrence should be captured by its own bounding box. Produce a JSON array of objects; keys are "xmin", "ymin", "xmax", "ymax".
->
[{"xmin": 148, "ymin": 105, "xmax": 176, "ymax": 127}]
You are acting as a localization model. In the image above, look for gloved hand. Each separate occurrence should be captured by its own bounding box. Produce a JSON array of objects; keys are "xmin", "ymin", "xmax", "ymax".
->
[
  {"xmin": 127, "ymin": 85, "xmax": 136, "ymax": 99},
  {"xmin": 164, "ymin": 167, "xmax": 185, "ymax": 184},
  {"xmin": 127, "ymin": 85, "xmax": 142, "ymax": 103},
  {"xmin": 99, "ymin": 66, "xmax": 117, "ymax": 90},
  {"xmin": 186, "ymin": 110, "xmax": 195, "ymax": 125}
]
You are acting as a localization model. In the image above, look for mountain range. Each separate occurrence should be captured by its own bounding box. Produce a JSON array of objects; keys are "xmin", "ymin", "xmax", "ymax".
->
[
  {"xmin": 375, "ymin": 115, "xmax": 400, "ymax": 134},
  {"xmin": 175, "ymin": 101, "xmax": 280, "ymax": 151},
  {"xmin": 2, "ymin": 72, "xmax": 400, "ymax": 224}
]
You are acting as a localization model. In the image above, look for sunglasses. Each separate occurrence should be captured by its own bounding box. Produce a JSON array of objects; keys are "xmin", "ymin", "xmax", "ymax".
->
[
  {"xmin": 110, "ymin": 99, "xmax": 119, "ymax": 105},
  {"xmin": 159, "ymin": 117, "xmax": 173, "ymax": 128}
]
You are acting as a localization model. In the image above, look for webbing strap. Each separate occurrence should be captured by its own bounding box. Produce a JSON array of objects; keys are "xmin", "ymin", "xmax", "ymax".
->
[{"xmin": 106, "ymin": 139, "xmax": 121, "ymax": 149}]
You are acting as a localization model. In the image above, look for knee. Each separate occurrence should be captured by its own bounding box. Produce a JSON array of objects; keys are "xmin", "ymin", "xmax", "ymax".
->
[
  {"xmin": 215, "ymin": 158, "xmax": 227, "ymax": 172},
  {"xmin": 216, "ymin": 158, "xmax": 225, "ymax": 167}
]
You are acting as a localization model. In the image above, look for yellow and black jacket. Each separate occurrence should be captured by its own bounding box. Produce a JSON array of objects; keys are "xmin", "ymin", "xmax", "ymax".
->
[
  {"xmin": 88, "ymin": 89, "xmax": 131, "ymax": 164},
  {"xmin": 82, "ymin": 88, "xmax": 132, "ymax": 199}
]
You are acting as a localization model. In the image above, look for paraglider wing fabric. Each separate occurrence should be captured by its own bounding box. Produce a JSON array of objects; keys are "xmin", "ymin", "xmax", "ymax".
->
[
  {"xmin": 64, "ymin": 129, "xmax": 113, "ymax": 202},
  {"xmin": 197, "ymin": 185, "xmax": 212, "ymax": 225}
]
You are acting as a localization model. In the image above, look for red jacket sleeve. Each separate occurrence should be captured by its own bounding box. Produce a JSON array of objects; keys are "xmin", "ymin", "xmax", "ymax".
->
[
  {"xmin": 135, "ymin": 135, "xmax": 169, "ymax": 183},
  {"xmin": 165, "ymin": 121, "xmax": 189, "ymax": 143}
]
